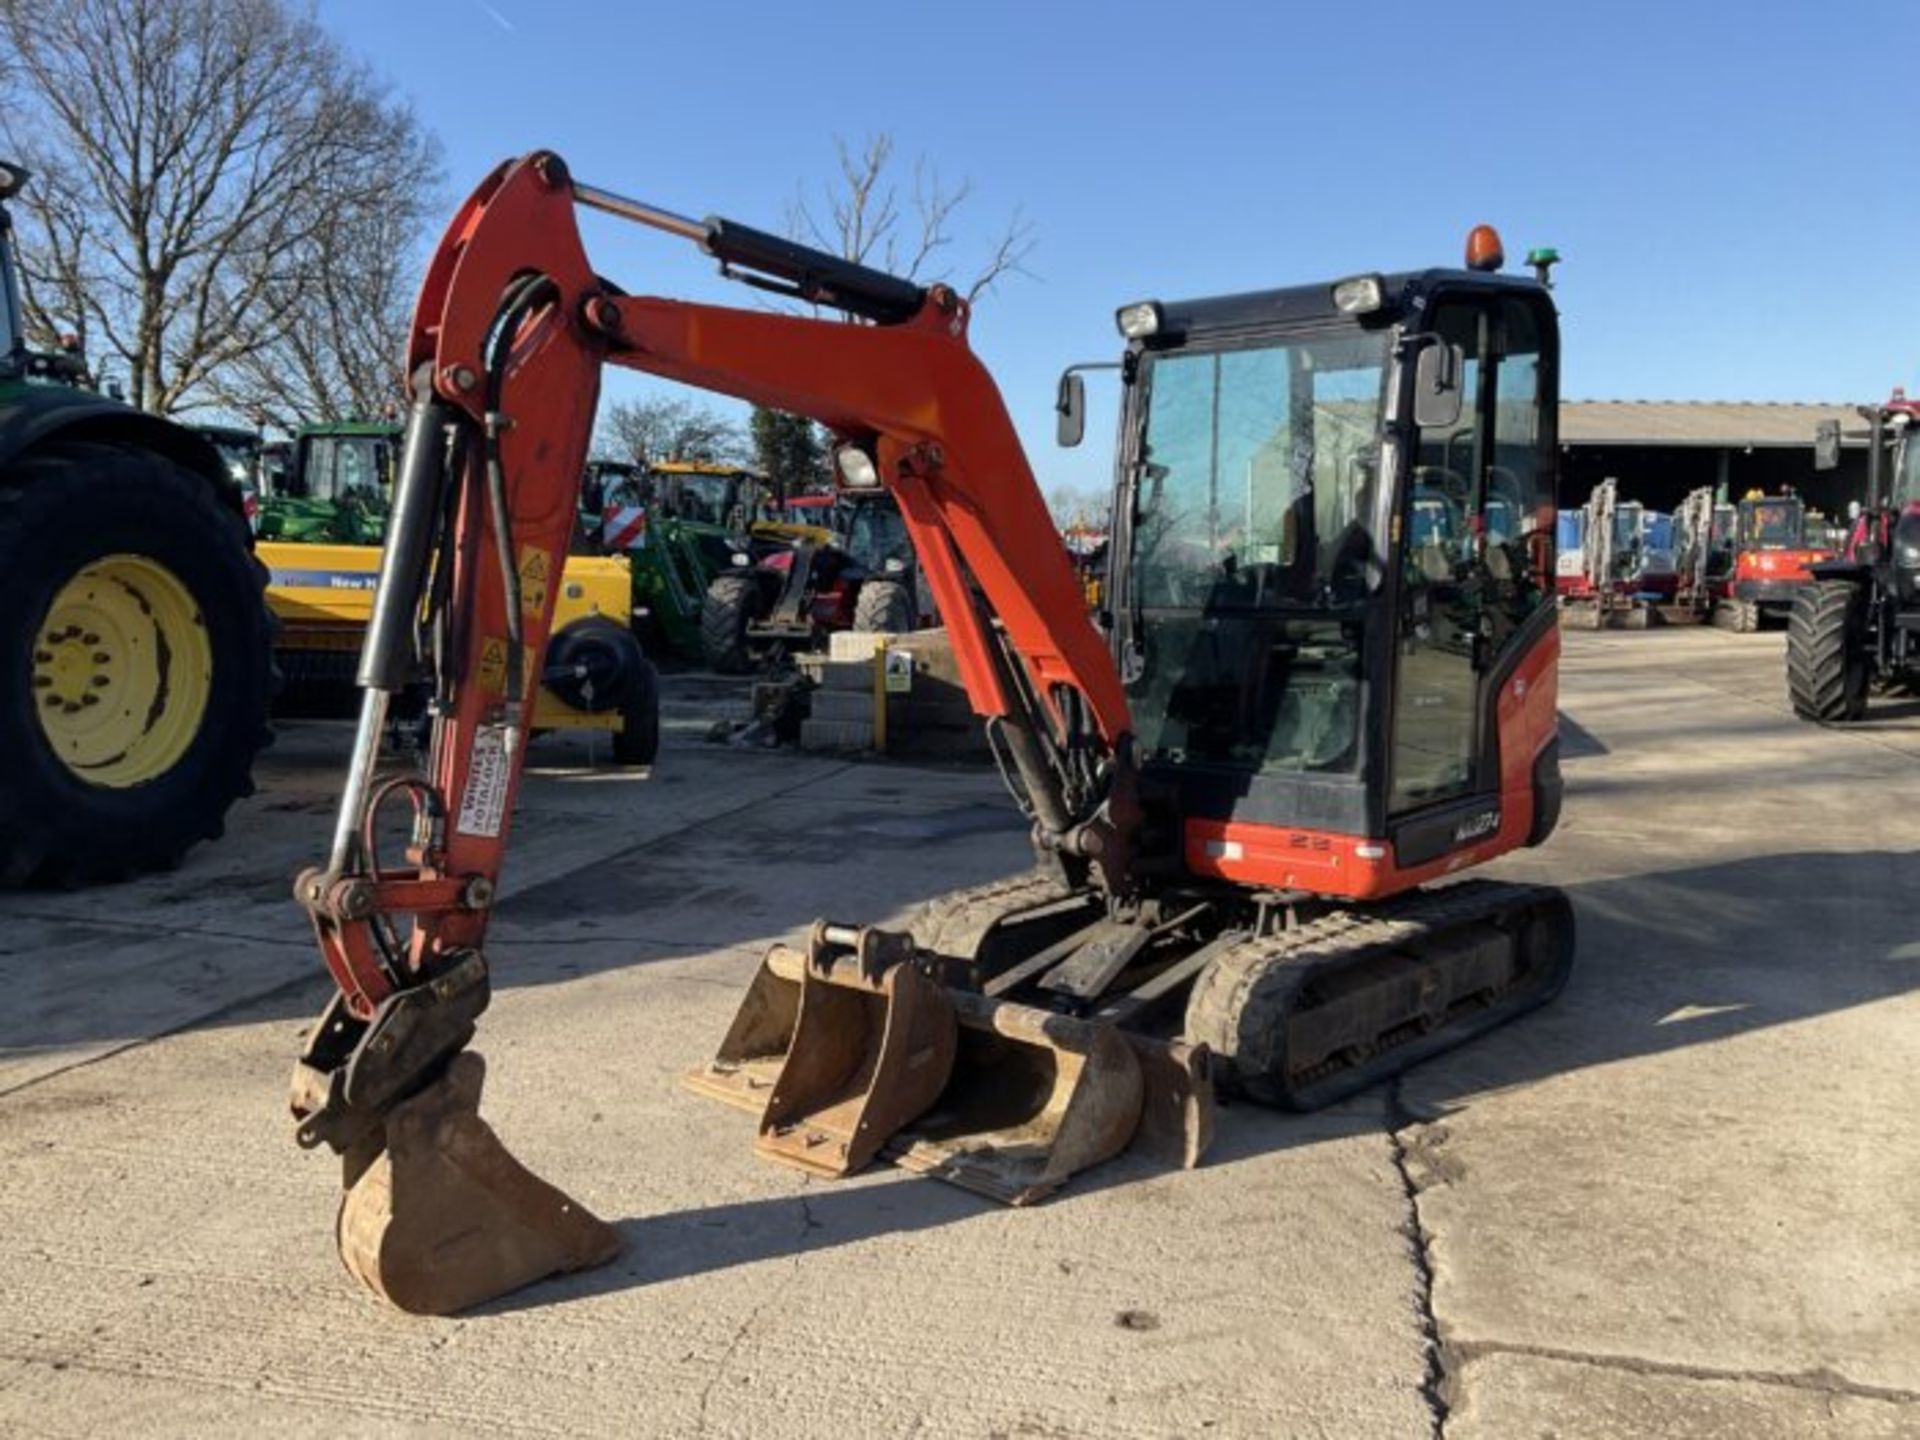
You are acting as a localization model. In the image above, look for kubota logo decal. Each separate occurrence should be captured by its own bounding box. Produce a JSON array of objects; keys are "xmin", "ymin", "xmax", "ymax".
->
[{"xmin": 1453, "ymin": 809, "xmax": 1500, "ymax": 843}]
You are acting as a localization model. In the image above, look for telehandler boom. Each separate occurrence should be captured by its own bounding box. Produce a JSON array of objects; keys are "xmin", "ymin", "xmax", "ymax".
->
[{"xmin": 291, "ymin": 154, "xmax": 1573, "ymax": 1314}]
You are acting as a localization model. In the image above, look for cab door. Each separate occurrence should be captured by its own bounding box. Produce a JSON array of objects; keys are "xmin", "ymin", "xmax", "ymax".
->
[{"xmin": 1389, "ymin": 293, "xmax": 1552, "ymax": 817}]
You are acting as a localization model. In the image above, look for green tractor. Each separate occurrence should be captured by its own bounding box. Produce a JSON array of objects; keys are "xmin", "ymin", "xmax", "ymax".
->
[
  {"xmin": 590, "ymin": 459, "xmax": 816, "ymax": 663},
  {"xmin": 256, "ymin": 420, "xmax": 398, "ymax": 544},
  {"xmin": 0, "ymin": 161, "xmax": 274, "ymax": 885}
]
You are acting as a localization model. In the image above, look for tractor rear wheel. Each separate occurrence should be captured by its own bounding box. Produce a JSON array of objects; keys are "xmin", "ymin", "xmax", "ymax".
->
[
  {"xmin": 852, "ymin": 577, "xmax": 915, "ymax": 634},
  {"xmin": 0, "ymin": 440, "xmax": 273, "ymax": 885},
  {"xmin": 701, "ymin": 572, "xmax": 763, "ymax": 674},
  {"xmin": 1786, "ymin": 580, "xmax": 1868, "ymax": 723}
]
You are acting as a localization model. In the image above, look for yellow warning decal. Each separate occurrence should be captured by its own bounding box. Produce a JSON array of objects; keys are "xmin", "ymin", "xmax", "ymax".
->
[
  {"xmin": 516, "ymin": 545, "xmax": 553, "ymax": 617},
  {"xmin": 476, "ymin": 635, "xmax": 539, "ymax": 699},
  {"xmin": 478, "ymin": 636, "xmax": 509, "ymax": 696}
]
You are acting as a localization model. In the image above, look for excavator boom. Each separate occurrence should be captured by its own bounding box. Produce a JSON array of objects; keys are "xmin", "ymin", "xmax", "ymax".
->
[{"xmin": 290, "ymin": 153, "xmax": 1156, "ymax": 1312}]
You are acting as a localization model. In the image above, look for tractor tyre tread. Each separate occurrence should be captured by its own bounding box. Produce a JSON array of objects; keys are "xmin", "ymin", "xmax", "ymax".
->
[
  {"xmin": 611, "ymin": 653, "xmax": 661, "ymax": 765},
  {"xmin": 701, "ymin": 572, "xmax": 762, "ymax": 675},
  {"xmin": 852, "ymin": 578, "xmax": 915, "ymax": 635},
  {"xmin": 1786, "ymin": 580, "xmax": 1868, "ymax": 723}
]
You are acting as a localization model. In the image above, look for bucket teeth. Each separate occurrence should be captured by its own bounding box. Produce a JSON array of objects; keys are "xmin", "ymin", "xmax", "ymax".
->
[{"xmin": 337, "ymin": 1052, "xmax": 621, "ymax": 1315}]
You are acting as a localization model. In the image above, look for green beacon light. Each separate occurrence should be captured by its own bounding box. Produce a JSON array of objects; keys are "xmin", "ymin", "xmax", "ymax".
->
[{"xmin": 1526, "ymin": 247, "xmax": 1562, "ymax": 289}]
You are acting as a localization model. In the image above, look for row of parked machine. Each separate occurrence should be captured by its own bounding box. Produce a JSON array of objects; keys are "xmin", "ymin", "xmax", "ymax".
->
[
  {"xmin": 1543, "ymin": 391, "xmax": 1920, "ymax": 726},
  {"xmin": 181, "ymin": 424, "xmax": 936, "ymax": 774},
  {"xmin": 578, "ymin": 459, "xmax": 932, "ymax": 673},
  {"xmin": 1553, "ymin": 478, "xmax": 1843, "ymax": 631}
]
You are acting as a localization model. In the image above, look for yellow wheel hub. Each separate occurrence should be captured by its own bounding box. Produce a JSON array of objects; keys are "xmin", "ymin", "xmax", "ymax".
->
[{"xmin": 30, "ymin": 553, "xmax": 213, "ymax": 787}]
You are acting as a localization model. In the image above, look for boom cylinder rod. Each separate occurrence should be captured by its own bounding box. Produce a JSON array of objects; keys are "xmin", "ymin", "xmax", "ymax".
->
[
  {"xmin": 360, "ymin": 389, "xmax": 454, "ymax": 690},
  {"xmin": 328, "ymin": 688, "xmax": 391, "ymax": 874},
  {"xmin": 328, "ymin": 383, "xmax": 451, "ymax": 874},
  {"xmin": 570, "ymin": 182, "xmax": 708, "ymax": 245}
]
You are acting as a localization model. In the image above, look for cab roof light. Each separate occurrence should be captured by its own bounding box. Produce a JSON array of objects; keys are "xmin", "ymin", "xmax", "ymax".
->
[
  {"xmin": 1331, "ymin": 274, "xmax": 1384, "ymax": 315},
  {"xmin": 1115, "ymin": 300, "xmax": 1163, "ymax": 340},
  {"xmin": 1465, "ymin": 224, "xmax": 1505, "ymax": 273}
]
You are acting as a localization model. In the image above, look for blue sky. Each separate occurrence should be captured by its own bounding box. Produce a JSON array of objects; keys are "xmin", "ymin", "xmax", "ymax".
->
[{"xmin": 325, "ymin": 0, "xmax": 1920, "ymax": 496}]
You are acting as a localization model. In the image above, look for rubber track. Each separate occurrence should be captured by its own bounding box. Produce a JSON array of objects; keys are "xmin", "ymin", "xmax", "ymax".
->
[
  {"xmin": 1785, "ymin": 580, "xmax": 1864, "ymax": 722},
  {"xmin": 1185, "ymin": 879, "xmax": 1571, "ymax": 1109},
  {"xmin": 913, "ymin": 868, "xmax": 1079, "ymax": 960}
]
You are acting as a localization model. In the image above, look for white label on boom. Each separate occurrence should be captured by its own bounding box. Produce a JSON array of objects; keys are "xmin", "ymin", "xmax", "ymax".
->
[{"xmin": 456, "ymin": 725, "xmax": 511, "ymax": 838}]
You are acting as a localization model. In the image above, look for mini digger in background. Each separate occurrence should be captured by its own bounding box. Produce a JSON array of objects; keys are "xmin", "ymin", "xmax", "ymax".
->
[{"xmin": 287, "ymin": 154, "xmax": 1572, "ymax": 1314}]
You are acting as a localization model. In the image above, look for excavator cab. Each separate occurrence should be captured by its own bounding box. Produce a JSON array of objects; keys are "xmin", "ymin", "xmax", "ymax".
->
[{"xmin": 1103, "ymin": 271, "xmax": 1561, "ymax": 884}]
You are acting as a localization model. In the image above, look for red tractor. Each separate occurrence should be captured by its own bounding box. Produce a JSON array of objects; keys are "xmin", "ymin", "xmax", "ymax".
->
[
  {"xmin": 1712, "ymin": 489, "xmax": 1833, "ymax": 632},
  {"xmin": 1787, "ymin": 391, "xmax": 1920, "ymax": 719}
]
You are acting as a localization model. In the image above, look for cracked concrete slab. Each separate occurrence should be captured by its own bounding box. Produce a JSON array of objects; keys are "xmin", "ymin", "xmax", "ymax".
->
[
  {"xmin": 1447, "ymin": 1349, "xmax": 1917, "ymax": 1439},
  {"xmin": 1408, "ymin": 629, "xmax": 1920, "ymax": 1430}
]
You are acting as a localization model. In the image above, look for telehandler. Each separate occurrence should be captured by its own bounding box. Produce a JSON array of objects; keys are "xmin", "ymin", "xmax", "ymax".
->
[{"xmin": 288, "ymin": 155, "xmax": 1572, "ymax": 1314}]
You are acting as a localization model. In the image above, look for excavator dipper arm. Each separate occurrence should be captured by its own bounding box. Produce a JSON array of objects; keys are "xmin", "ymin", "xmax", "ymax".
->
[{"xmin": 289, "ymin": 153, "xmax": 1146, "ymax": 1312}]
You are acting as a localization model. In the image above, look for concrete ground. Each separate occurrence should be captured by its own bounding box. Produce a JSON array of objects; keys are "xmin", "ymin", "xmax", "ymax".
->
[{"xmin": 0, "ymin": 633, "xmax": 1916, "ymax": 1438}]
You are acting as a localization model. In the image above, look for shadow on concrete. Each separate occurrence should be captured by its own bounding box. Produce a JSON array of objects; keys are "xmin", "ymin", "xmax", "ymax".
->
[
  {"xmin": 494, "ymin": 1093, "xmax": 1383, "ymax": 1314},
  {"xmin": 479, "ymin": 847, "xmax": 1918, "ymax": 1314}
]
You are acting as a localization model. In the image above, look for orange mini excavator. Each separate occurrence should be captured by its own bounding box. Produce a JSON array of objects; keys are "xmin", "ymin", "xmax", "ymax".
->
[{"xmin": 289, "ymin": 154, "xmax": 1573, "ymax": 1313}]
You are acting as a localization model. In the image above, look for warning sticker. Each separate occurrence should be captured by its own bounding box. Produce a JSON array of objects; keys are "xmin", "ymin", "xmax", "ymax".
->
[
  {"xmin": 475, "ymin": 636, "xmax": 536, "ymax": 699},
  {"xmin": 456, "ymin": 725, "xmax": 511, "ymax": 838},
  {"xmin": 517, "ymin": 545, "xmax": 553, "ymax": 616},
  {"xmin": 884, "ymin": 648, "xmax": 914, "ymax": 694},
  {"xmin": 478, "ymin": 637, "xmax": 509, "ymax": 696}
]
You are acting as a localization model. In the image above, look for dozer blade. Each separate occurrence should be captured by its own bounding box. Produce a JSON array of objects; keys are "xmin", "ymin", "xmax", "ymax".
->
[
  {"xmin": 754, "ymin": 936, "xmax": 958, "ymax": 1178},
  {"xmin": 337, "ymin": 1052, "xmax": 622, "ymax": 1316},
  {"xmin": 887, "ymin": 992, "xmax": 1146, "ymax": 1205}
]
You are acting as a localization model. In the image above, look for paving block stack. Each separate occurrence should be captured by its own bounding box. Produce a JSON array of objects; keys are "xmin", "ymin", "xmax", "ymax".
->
[{"xmin": 796, "ymin": 628, "xmax": 987, "ymax": 758}]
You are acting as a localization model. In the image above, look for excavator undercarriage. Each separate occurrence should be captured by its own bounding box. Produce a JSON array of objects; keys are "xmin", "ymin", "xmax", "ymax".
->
[{"xmin": 686, "ymin": 871, "xmax": 1573, "ymax": 1205}]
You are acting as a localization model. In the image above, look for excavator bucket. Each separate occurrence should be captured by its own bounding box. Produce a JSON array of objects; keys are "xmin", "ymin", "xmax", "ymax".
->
[
  {"xmin": 887, "ymin": 992, "xmax": 1145, "ymax": 1204},
  {"xmin": 681, "ymin": 948, "xmax": 804, "ymax": 1115},
  {"xmin": 688, "ymin": 921, "xmax": 1161, "ymax": 1201},
  {"xmin": 336, "ymin": 1052, "xmax": 622, "ymax": 1316},
  {"xmin": 754, "ymin": 931, "xmax": 958, "ymax": 1178}
]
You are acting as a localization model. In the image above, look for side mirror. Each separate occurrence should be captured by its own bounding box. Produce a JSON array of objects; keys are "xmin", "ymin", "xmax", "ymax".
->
[
  {"xmin": 1056, "ymin": 371, "xmax": 1086, "ymax": 448},
  {"xmin": 1814, "ymin": 419, "xmax": 1841, "ymax": 472},
  {"xmin": 1414, "ymin": 342, "xmax": 1465, "ymax": 430}
]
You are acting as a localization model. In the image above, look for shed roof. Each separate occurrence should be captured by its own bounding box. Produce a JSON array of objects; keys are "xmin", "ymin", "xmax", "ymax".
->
[{"xmin": 1560, "ymin": 401, "xmax": 1866, "ymax": 449}]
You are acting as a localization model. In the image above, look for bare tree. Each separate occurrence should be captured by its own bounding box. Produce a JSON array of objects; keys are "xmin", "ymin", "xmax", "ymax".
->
[
  {"xmin": 1046, "ymin": 485, "xmax": 1107, "ymax": 532},
  {"xmin": 597, "ymin": 396, "xmax": 748, "ymax": 467},
  {"xmin": 0, "ymin": 0, "xmax": 440, "ymax": 418},
  {"xmin": 787, "ymin": 133, "xmax": 1035, "ymax": 309}
]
